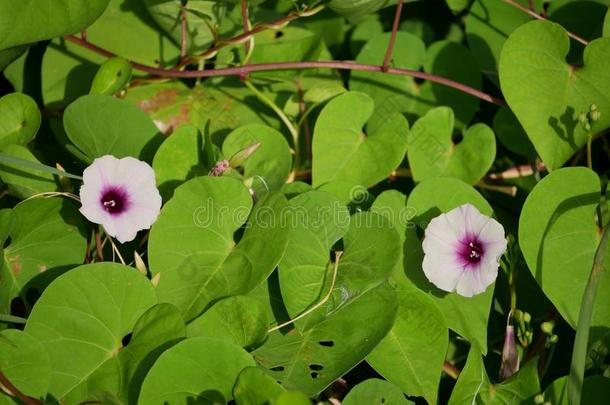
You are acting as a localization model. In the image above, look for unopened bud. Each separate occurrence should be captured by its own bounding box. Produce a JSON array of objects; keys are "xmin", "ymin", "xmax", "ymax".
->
[
  {"xmin": 134, "ymin": 251, "xmax": 147, "ymax": 276},
  {"xmin": 500, "ymin": 325, "xmax": 520, "ymax": 380},
  {"xmin": 590, "ymin": 104, "xmax": 598, "ymax": 112},
  {"xmin": 579, "ymin": 112, "xmax": 588, "ymax": 123},
  {"xmin": 523, "ymin": 312, "xmax": 531, "ymax": 324},
  {"xmin": 534, "ymin": 394, "xmax": 545, "ymax": 404},
  {"xmin": 590, "ymin": 110, "xmax": 601, "ymax": 122},
  {"xmin": 229, "ymin": 142, "xmax": 261, "ymax": 168},
  {"xmin": 208, "ymin": 159, "xmax": 230, "ymax": 177},
  {"xmin": 549, "ymin": 334, "xmax": 558, "ymax": 344},
  {"xmin": 541, "ymin": 321, "xmax": 555, "ymax": 335}
]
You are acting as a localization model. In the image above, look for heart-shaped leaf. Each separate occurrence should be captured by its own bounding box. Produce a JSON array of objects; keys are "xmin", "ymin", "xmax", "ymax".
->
[
  {"xmin": 0, "ymin": 329, "xmax": 51, "ymax": 400},
  {"xmin": 152, "ymin": 125, "xmax": 206, "ymax": 201},
  {"xmin": 24, "ymin": 263, "xmax": 158, "ymax": 400},
  {"xmin": 352, "ymin": 36, "xmax": 481, "ymax": 131},
  {"xmin": 143, "ymin": 0, "xmax": 226, "ymax": 54},
  {"xmin": 254, "ymin": 212, "xmax": 400, "ymax": 395},
  {"xmin": 312, "ymin": 91, "xmax": 409, "ymax": 188},
  {"xmin": 222, "ymin": 124, "xmax": 292, "ymax": 192},
  {"xmin": 519, "ymin": 167, "xmax": 610, "ymax": 328},
  {"xmin": 0, "ymin": 198, "xmax": 86, "ymax": 315},
  {"xmin": 186, "ymin": 295, "xmax": 269, "ymax": 349},
  {"xmin": 278, "ymin": 190, "xmax": 350, "ymax": 321},
  {"xmin": 0, "ymin": 93, "xmax": 40, "ymax": 149},
  {"xmin": 465, "ymin": 0, "xmax": 544, "ymax": 85},
  {"xmin": 148, "ymin": 176, "xmax": 289, "ymax": 321},
  {"xmin": 366, "ymin": 285, "xmax": 448, "ymax": 404},
  {"xmin": 499, "ymin": 20, "xmax": 610, "ymax": 170},
  {"xmin": 448, "ymin": 343, "xmax": 540, "ymax": 404},
  {"xmin": 404, "ymin": 177, "xmax": 494, "ymax": 354},
  {"xmin": 328, "ymin": 0, "xmax": 416, "ymax": 19},
  {"xmin": 0, "ymin": 0, "xmax": 110, "ymax": 51},
  {"xmin": 343, "ymin": 379, "xmax": 411, "ymax": 405},
  {"xmin": 63, "ymin": 94, "xmax": 162, "ymax": 162},
  {"xmin": 137, "ymin": 337, "xmax": 255, "ymax": 404},
  {"xmin": 407, "ymin": 107, "xmax": 496, "ymax": 185}
]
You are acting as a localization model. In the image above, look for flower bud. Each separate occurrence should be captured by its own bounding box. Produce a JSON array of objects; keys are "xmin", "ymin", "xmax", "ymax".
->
[
  {"xmin": 590, "ymin": 110, "xmax": 601, "ymax": 122},
  {"xmin": 500, "ymin": 325, "xmax": 520, "ymax": 380},
  {"xmin": 541, "ymin": 320, "xmax": 554, "ymax": 335},
  {"xmin": 534, "ymin": 394, "xmax": 545, "ymax": 404}
]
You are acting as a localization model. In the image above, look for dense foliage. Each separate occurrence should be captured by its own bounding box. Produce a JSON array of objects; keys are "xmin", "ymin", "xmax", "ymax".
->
[{"xmin": 0, "ymin": 0, "xmax": 609, "ymax": 404}]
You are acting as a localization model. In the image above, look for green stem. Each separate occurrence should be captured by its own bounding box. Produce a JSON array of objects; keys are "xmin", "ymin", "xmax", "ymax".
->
[
  {"xmin": 0, "ymin": 314, "xmax": 27, "ymax": 324},
  {"xmin": 568, "ymin": 223, "xmax": 610, "ymax": 404},
  {"xmin": 587, "ymin": 136, "xmax": 593, "ymax": 170},
  {"xmin": 243, "ymin": 80, "xmax": 300, "ymax": 169}
]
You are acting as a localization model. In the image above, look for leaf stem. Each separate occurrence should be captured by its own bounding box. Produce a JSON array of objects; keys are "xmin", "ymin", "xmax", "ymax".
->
[
  {"xmin": 0, "ymin": 371, "xmax": 44, "ymax": 405},
  {"xmin": 268, "ymin": 251, "xmax": 343, "ymax": 333},
  {"xmin": 63, "ymin": 36, "xmax": 505, "ymax": 106},
  {"xmin": 568, "ymin": 222, "xmax": 610, "ymax": 404},
  {"xmin": 587, "ymin": 136, "xmax": 593, "ymax": 170},
  {"xmin": 442, "ymin": 361, "xmax": 460, "ymax": 379},
  {"xmin": 382, "ymin": 0, "xmax": 404, "ymax": 72},
  {"xmin": 243, "ymin": 79, "xmax": 300, "ymax": 168},
  {"xmin": 499, "ymin": 0, "xmax": 589, "ymax": 46}
]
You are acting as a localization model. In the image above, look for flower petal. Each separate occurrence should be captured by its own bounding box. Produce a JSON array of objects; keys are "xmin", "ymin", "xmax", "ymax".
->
[
  {"xmin": 79, "ymin": 155, "xmax": 162, "ymax": 244},
  {"xmin": 455, "ymin": 261, "xmax": 498, "ymax": 297},
  {"xmin": 422, "ymin": 252, "xmax": 466, "ymax": 293}
]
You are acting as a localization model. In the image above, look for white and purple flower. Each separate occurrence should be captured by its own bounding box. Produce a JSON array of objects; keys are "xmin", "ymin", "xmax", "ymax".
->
[
  {"xmin": 79, "ymin": 155, "xmax": 162, "ymax": 243},
  {"xmin": 422, "ymin": 203, "xmax": 507, "ymax": 297}
]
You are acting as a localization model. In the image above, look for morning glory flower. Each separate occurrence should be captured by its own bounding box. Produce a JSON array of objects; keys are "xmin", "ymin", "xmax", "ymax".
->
[
  {"xmin": 79, "ymin": 155, "xmax": 162, "ymax": 243},
  {"xmin": 422, "ymin": 203, "xmax": 507, "ymax": 297}
]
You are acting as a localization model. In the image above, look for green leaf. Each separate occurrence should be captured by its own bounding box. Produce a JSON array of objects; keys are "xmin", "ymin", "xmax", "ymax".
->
[
  {"xmin": 118, "ymin": 303, "xmax": 186, "ymax": 404},
  {"xmin": 90, "ymin": 57, "xmax": 132, "ymax": 95},
  {"xmin": 63, "ymin": 94, "xmax": 162, "ymax": 162},
  {"xmin": 547, "ymin": 0, "xmax": 610, "ymax": 45},
  {"xmin": 0, "ymin": 93, "xmax": 40, "ymax": 149},
  {"xmin": 222, "ymin": 124, "xmax": 292, "ymax": 192},
  {"xmin": 0, "ymin": 329, "xmax": 51, "ymax": 400},
  {"xmin": 152, "ymin": 125, "xmax": 206, "ymax": 201},
  {"xmin": 352, "ymin": 36, "xmax": 481, "ymax": 131},
  {"xmin": 233, "ymin": 366, "xmax": 286, "ymax": 405},
  {"xmin": 187, "ymin": 295, "xmax": 269, "ymax": 349},
  {"xmin": 444, "ymin": 0, "xmax": 469, "ymax": 13},
  {"xmin": 312, "ymin": 91, "xmax": 409, "ymax": 188},
  {"xmin": 351, "ymin": 32, "xmax": 425, "ymax": 132},
  {"xmin": 144, "ymin": 0, "xmax": 226, "ymax": 54},
  {"xmin": 24, "ymin": 262, "xmax": 157, "ymax": 400},
  {"xmin": 493, "ymin": 107, "xmax": 537, "ymax": 159},
  {"xmin": 448, "ymin": 343, "xmax": 540, "ymax": 404},
  {"xmin": 0, "ymin": 209, "xmax": 15, "ymax": 248},
  {"xmin": 0, "ymin": 198, "xmax": 87, "ymax": 315},
  {"xmin": 137, "ymin": 337, "xmax": 255, "ymax": 404},
  {"xmin": 499, "ymin": 20, "xmax": 610, "ymax": 170},
  {"xmin": 404, "ymin": 177, "xmax": 494, "ymax": 354},
  {"xmin": 366, "ymin": 285, "xmax": 448, "ymax": 404},
  {"xmin": 519, "ymin": 167, "xmax": 610, "ymax": 329},
  {"xmin": 0, "ymin": 145, "xmax": 57, "ymax": 199},
  {"xmin": 407, "ymin": 107, "xmax": 496, "ymax": 185},
  {"xmin": 0, "ymin": 0, "xmax": 110, "ymax": 51},
  {"xmin": 466, "ymin": 0, "xmax": 543, "ymax": 85},
  {"xmin": 543, "ymin": 375, "xmax": 610, "ymax": 405},
  {"xmin": 255, "ymin": 212, "xmax": 400, "ymax": 395},
  {"xmin": 343, "ymin": 379, "xmax": 411, "ymax": 405},
  {"xmin": 328, "ymin": 0, "xmax": 406, "ymax": 19},
  {"xmin": 275, "ymin": 391, "xmax": 312, "ymax": 405},
  {"xmin": 278, "ymin": 190, "xmax": 350, "ymax": 322},
  {"xmin": 148, "ymin": 176, "xmax": 289, "ymax": 321},
  {"xmin": 0, "ymin": 45, "xmax": 28, "ymax": 72},
  {"xmin": 37, "ymin": 0, "xmax": 180, "ymax": 107}
]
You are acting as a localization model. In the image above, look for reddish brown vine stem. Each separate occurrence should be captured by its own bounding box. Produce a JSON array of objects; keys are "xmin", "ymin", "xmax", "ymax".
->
[
  {"xmin": 0, "ymin": 371, "xmax": 44, "ymax": 405},
  {"xmin": 382, "ymin": 0, "xmax": 404, "ymax": 72},
  {"xmin": 500, "ymin": 0, "xmax": 589, "ymax": 46},
  {"xmin": 64, "ymin": 35, "xmax": 505, "ymax": 106}
]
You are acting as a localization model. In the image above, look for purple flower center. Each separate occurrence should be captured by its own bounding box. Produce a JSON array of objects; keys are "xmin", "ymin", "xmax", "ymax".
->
[
  {"xmin": 100, "ymin": 187, "xmax": 129, "ymax": 215},
  {"xmin": 459, "ymin": 236, "xmax": 485, "ymax": 265}
]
